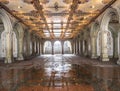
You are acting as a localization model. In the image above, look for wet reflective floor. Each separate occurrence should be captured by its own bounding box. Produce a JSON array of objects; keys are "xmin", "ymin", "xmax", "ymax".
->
[{"xmin": 0, "ymin": 55, "xmax": 120, "ymax": 91}]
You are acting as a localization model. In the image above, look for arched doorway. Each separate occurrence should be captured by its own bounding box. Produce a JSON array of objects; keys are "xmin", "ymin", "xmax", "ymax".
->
[
  {"xmin": 54, "ymin": 41, "xmax": 62, "ymax": 54},
  {"xmin": 64, "ymin": 41, "xmax": 72, "ymax": 54},
  {"xmin": 44, "ymin": 41, "xmax": 52, "ymax": 54},
  {"xmin": 12, "ymin": 31, "xmax": 18, "ymax": 58},
  {"xmin": 0, "ymin": 9, "xmax": 15, "ymax": 63},
  {"xmin": 0, "ymin": 16, "xmax": 17, "ymax": 59},
  {"xmin": 97, "ymin": 31, "xmax": 113, "ymax": 57},
  {"xmin": 98, "ymin": 8, "xmax": 119, "ymax": 60}
]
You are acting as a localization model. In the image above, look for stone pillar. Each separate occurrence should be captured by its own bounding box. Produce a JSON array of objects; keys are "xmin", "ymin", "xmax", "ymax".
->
[
  {"xmin": 114, "ymin": 36, "xmax": 118, "ymax": 58},
  {"xmin": 71, "ymin": 40, "xmax": 74, "ymax": 54},
  {"xmin": 77, "ymin": 39, "xmax": 79, "ymax": 55},
  {"xmin": 38, "ymin": 40, "xmax": 39, "ymax": 55},
  {"xmin": 101, "ymin": 30, "xmax": 109, "ymax": 61},
  {"xmin": 39, "ymin": 40, "xmax": 41, "ymax": 55},
  {"xmin": 17, "ymin": 31, "xmax": 24, "ymax": 60},
  {"xmin": 80, "ymin": 40, "xmax": 83, "ymax": 55},
  {"xmin": 36, "ymin": 39, "xmax": 38, "ymax": 55},
  {"xmin": 76, "ymin": 40, "xmax": 78, "ymax": 54},
  {"xmin": 32, "ymin": 37, "xmax": 35, "ymax": 56},
  {"xmin": 91, "ymin": 36, "xmax": 97, "ymax": 59},
  {"xmin": 5, "ymin": 32, "xmax": 13, "ymax": 63},
  {"xmin": 26, "ymin": 32, "xmax": 31, "ymax": 57},
  {"xmin": 52, "ymin": 41, "xmax": 54, "ymax": 55},
  {"xmin": 74, "ymin": 40, "xmax": 76, "ymax": 54},
  {"xmin": 41, "ymin": 40, "xmax": 44, "ymax": 55},
  {"xmin": 61, "ymin": 41, "xmax": 64, "ymax": 54},
  {"xmin": 72, "ymin": 40, "xmax": 75, "ymax": 54},
  {"xmin": 117, "ymin": 32, "xmax": 120, "ymax": 65},
  {"xmin": 78, "ymin": 39, "xmax": 81, "ymax": 55}
]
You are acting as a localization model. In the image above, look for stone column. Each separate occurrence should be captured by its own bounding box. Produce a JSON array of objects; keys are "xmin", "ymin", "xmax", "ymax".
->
[
  {"xmin": 39, "ymin": 40, "xmax": 41, "ymax": 55},
  {"xmin": 101, "ymin": 30, "xmax": 109, "ymax": 61},
  {"xmin": 74, "ymin": 40, "xmax": 76, "ymax": 54},
  {"xmin": 5, "ymin": 32, "xmax": 13, "ymax": 63},
  {"xmin": 26, "ymin": 32, "xmax": 31, "ymax": 57},
  {"xmin": 78, "ymin": 39, "xmax": 81, "ymax": 55},
  {"xmin": 41, "ymin": 40, "xmax": 44, "ymax": 55},
  {"xmin": 36, "ymin": 39, "xmax": 38, "ymax": 55},
  {"xmin": 117, "ymin": 32, "xmax": 120, "ymax": 65},
  {"xmin": 71, "ymin": 40, "xmax": 74, "ymax": 54},
  {"xmin": 32, "ymin": 37, "xmax": 35, "ymax": 56},
  {"xmin": 77, "ymin": 39, "xmax": 79, "ymax": 55},
  {"xmin": 114, "ymin": 36, "xmax": 118, "ymax": 58},
  {"xmin": 76, "ymin": 40, "xmax": 78, "ymax": 54},
  {"xmin": 91, "ymin": 36, "xmax": 97, "ymax": 59},
  {"xmin": 72, "ymin": 40, "xmax": 75, "ymax": 54},
  {"xmin": 80, "ymin": 40, "xmax": 83, "ymax": 55},
  {"xmin": 61, "ymin": 41, "xmax": 64, "ymax": 54},
  {"xmin": 52, "ymin": 41, "xmax": 54, "ymax": 55},
  {"xmin": 17, "ymin": 31, "xmax": 24, "ymax": 60}
]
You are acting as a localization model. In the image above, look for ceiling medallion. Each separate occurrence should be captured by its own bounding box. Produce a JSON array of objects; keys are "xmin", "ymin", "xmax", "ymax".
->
[{"xmin": 54, "ymin": 2, "xmax": 59, "ymax": 11}]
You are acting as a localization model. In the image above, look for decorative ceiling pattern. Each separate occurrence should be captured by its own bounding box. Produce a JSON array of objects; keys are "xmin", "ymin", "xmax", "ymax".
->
[{"xmin": 0, "ymin": 0, "xmax": 115, "ymax": 39}]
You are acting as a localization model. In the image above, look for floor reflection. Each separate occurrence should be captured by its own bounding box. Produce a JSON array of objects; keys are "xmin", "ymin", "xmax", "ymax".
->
[{"xmin": 0, "ymin": 55, "xmax": 119, "ymax": 91}]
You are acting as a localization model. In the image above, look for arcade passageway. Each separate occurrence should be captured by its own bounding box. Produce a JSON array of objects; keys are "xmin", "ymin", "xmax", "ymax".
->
[{"xmin": 0, "ymin": 0, "xmax": 120, "ymax": 91}]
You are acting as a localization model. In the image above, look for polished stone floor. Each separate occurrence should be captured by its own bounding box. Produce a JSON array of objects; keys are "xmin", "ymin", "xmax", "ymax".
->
[{"xmin": 0, "ymin": 55, "xmax": 119, "ymax": 91}]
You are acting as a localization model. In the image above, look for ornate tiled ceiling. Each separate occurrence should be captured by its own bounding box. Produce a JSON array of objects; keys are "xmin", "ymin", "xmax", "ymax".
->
[{"xmin": 0, "ymin": 0, "xmax": 115, "ymax": 39}]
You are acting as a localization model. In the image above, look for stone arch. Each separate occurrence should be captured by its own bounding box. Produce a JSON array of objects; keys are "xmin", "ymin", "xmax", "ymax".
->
[
  {"xmin": 13, "ymin": 22, "xmax": 24, "ymax": 59},
  {"xmin": 44, "ymin": 41, "xmax": 52, "ymax": 54},
  {"xmin": 99, "ymin": 7, "xmax": 120, "ymax": 59},
  {"xmin": 97, "ymin": 30, "xmax": 113, "ymax": 57},
  {"xmin": 54, "ymin": 41, "xmax": 62, "ymax": 54},
  {"xmin": 90, "ymin": 22, "xmax": 100, "ymax": 58},
  {"xmin": 90, "ymin": 21, "xmax": 100, "ymax": 37},
  {"xmin": 0, "ymin": 9, "xmax": 12, "ymax": 32},
  {"xmin": 100, "ymin": 7, "xmax": 120, "ymax": 30},
  {"xmin": 0, "ymin": 9, "xmax": 13, "ymax": 61},
  {"xmin": 63, "ymin": 40, "xmax": 72, "ymax": 54}
]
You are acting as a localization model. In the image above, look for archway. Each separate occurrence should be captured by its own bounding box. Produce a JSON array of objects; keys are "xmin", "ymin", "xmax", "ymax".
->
[
  {"xmin": 97, "ymin": 30, "xmax": 113, "ymax": 57},
  {"xmin": 90, "ymin": 22, "xmax": 100, "ymax": 58},
  {"xmin": 44, "ymin": 41, "xmax": 52, "ymax": 54},
  {"xmin": 0, "ymin": 9, "xmax": 14, "ymax": 63},
  {"xmin": 13, "ymin": 23, "xmax": 25, "ymax": 60},
  {"xmin": 54, "ymin": 41, "xmax": 62, "ymax": 54},
  {"xmin": 12, "ymin": 31, "xmax": 18, "ymax": 58},
  {"xmin": 64, "ymin": 41, "xmax": 72, "ymax": 54},
  {"xmin": 99, "ymin": 8, "xmax": 119, "ymax": 59}
]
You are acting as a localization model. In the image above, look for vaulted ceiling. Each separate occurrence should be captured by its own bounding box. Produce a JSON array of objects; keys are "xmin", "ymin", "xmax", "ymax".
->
[{"xmin": 0, "ymin": 0, "xmax": 116, "ymax": 39}]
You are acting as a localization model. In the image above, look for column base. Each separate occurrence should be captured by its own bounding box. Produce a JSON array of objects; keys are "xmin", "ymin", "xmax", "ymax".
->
[
  {"xmin": 91, "ymin": 55, "xmax": 97, "ymax": 59},
  {"xmin": 5, "ymin": 57, "xmax": 13, "ymax": 63},
  {"xmin": 17, "ymin": 54, "xmax": 24, "ymax": 61},
  {"xmin": 91, "ymin": 56, "xmax": 98, "ymax": 59},
  {"xmin": 17, "ymin": 57, "xmax": 24, "ymax": 61},
  {"xmin": 101, "ymin": 58, "xmax": 109, "ymax": 61},
  {"xmin": 101, "ymin": 54, "xmax": 109, "ymax": 61},
  {"xmin": 117, "ymin": 60, "xmax": 120, "ymax": 65}
]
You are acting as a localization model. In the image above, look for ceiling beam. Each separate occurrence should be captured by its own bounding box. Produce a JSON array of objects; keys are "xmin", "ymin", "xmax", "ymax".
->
[
  {"xmin": 33, "ymin": 0, "xmax": 54, "ymax": 39},
  {"xmin": 73, "ymin": 0, "xmax": 117, "ymax": 38},
  {"xmin": 60, "ymin": 0, "xmax": 79, "ymax": 39}
]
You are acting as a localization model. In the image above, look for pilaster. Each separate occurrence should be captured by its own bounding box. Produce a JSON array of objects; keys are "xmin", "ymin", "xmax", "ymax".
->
[
  {"xmin": 101, "ymin": 30, "xmax": 109, "ymax": 61},
  {"xmin": 5, "ymin": 32, "xmax": 13, "ymax": 63}
]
